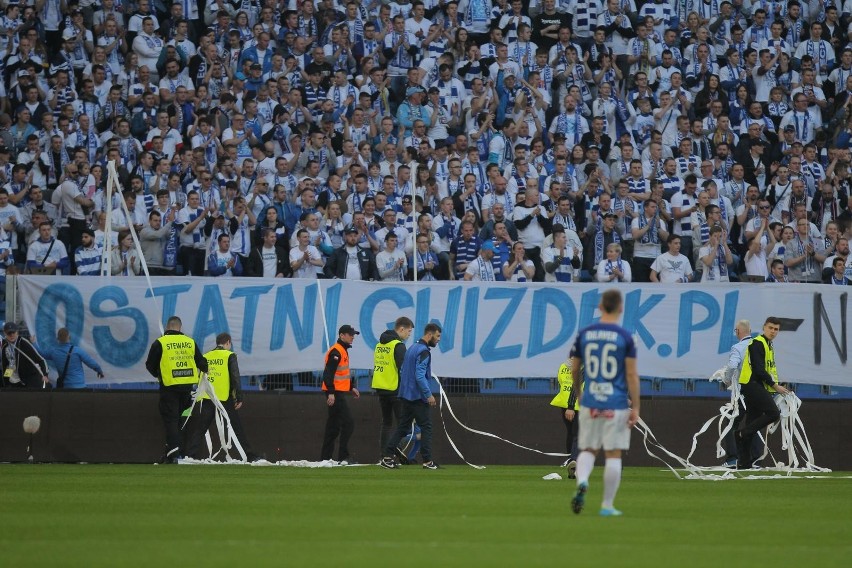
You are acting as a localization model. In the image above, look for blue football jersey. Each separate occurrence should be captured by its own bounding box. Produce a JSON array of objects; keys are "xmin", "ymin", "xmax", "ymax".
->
[{"xmin": 569, "ymin": 322, "xmax": 636, "ymax": 410}]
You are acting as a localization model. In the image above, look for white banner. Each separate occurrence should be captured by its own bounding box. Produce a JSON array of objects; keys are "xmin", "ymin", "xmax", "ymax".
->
[{"xmin": 17, "ymin": 277, "xmax": 851, "ymax": 386}]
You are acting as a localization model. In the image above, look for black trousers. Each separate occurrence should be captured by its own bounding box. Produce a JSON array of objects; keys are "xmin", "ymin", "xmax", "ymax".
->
[
  {"xmin": 59, "ymin": 218, "xmax": 88, "ymax": 275},
  {"xmin": 633, "ymin": 256, "xmax": 655, "ymax": 282},
  {"xmin": 159, "ymin": 385, "xmax": 193, "ymax": 457},
  {"xmin": 724, "ymin": 398, "xmax": 765, "ymax": 462},
  {"xmin": 525, "ymin": 246, "xmax": 545, "ymax": 282},
  {"xmin": 739, "ymin": 380, "xmax": 781, "ymax": 464},
  {"xmin": 378, "ymin": 393, "xmax": 401, "ymax": 458},
  {"xmin": 184, "ymin": 399, "xmax": 254, "ymax": 460},
  {"xmin": 179, "ymin": 246, "xmax": 206, "ymax": 276},
  {"xmin": 385, "ymin": 399, "xmax": 433, "ymax": 462},
  {"xmin": 321, "ymin": 393, "xmax": 354, "ymax": 461},
  {"xmin": 678, "ymin": 235, "xmax": 694, "ymax": 269},
  {"xmin": 148, "ymin": 267, "xmax": 175, "ymax": 276},
  {"xmin": 560, "ymin": 407, "xmax": 579, "ymax": 461},
  {"xmin": 620, "ymin": 240, "xmax": 634, "ymax": 263}
]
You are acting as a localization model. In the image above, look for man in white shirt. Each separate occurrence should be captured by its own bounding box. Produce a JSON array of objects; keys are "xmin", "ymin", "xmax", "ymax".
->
[
  {"xmin": 512, "ymin": 186, "xmax": 548, "ymax": 281},
  {"xmin": 132, "ymin": 17, "xmax": 164, "ymax": 81},
  {"xmin": 650, "ymin": 234, "xmax": 694, "ymax": 283},
  {"xmin": 752, "ymin": 47, "xmax": 781, "ymax": 102},
  {"xmin": 630, "ymin": 199, "xmax": 669, "ymax": 282},
  {"xmin": 699, "ymin": 225, "xmax": 734, "ymax": 282},
  {"xmin": 289, "ymin": 228, "xmax": 325, "ymax": 278},
  {"xmin": 464, "ymin": 240, "xmax": 497, "ymax": 281},
  {"xmin": 158, "ymin": 59, "xmax": 195, "ymax": 104},
  {"xmin": 779, "ymin": 93, "xmax": 817, "ymax": 144}
]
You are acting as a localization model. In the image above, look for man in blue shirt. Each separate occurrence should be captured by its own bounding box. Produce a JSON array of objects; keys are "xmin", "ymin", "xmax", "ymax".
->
[
  {"xmin": 569, "ymin": 289, "xmax": 640, "ymax": 517},
  {"xmin": 380, "ymin": 323, "xmax": 442, "ymax": 470},
  {"xmin": 33, "ymin": 328, "xmax": 104, "ymax": 389}
]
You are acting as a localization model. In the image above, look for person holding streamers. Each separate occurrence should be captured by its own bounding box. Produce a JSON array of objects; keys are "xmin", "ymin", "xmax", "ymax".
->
[
  {"xmin": 145, "ymin": 316, "xmax": 208, "ymax": 464},
  {"xmin": 735, "ymin": 317, "xmax": 789, "ymax": 470},
  {"xmin": 551, "ymin": 360, "xmax": 581, "ymax": 479},
  {"xmin": 570, "ymin": 289, "xmax": 640, "ymax": 517},
  {"xmin": 185, "ymin": 333, "xmax": 257, "ymax": 462}
]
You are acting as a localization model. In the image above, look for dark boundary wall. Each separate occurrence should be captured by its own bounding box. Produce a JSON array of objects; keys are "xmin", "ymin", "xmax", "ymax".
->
[{"xmin": 1, "ymin": 392, "xmax": 850, "ymax": 470}]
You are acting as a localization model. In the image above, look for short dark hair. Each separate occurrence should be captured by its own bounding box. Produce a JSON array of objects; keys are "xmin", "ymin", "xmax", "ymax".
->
[
  {"xmin": 764, "ymin": 316, "xmax": 782, "ymax": 327},
  {"xmin": 395, "ymin": 317, "xmax": 414, "ymax": 330},
  {"xmin": 600, "ymin": 289, "xmax": 622, "ymax": 314},
  {"xmin": 424, "ymin": 322, "xmax": 442, "ymax": 335}
]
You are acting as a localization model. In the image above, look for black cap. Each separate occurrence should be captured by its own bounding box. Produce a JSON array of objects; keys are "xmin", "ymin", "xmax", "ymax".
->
[
  {"xmin": 784, "ymin": 125, "xmax": 796, "ymax": 132},
  {"xmin": 751, "ymin": 138, "xmax": 766, "ymax": 146},
  {"xmin": 321, "ymin": 112, "xmax": 336, "ymax": 123},
  {"xmin": 343, "ymin": 224, "xmax": 358, "ymax": 234},
  {"xmin": 401, "ymin": 195, "xmax": 413, "ymax": 203},
  {"xmin": 603, "ymin": 212, "xmax": 618, "ymax": 219},
  {"xmin": 3, "ymin": 322, "xmax": 18, "ymax": 333},
  {"xmin": 339, "ymin": 324, "xmax": 360, "ymax": 336},
  {"xmin": 0, "ymin": 146, "xmax": 10, "ymax": 154},
  {"xmin": 81, "ymin": 228, "xmax": 95, "ymax": 237}
]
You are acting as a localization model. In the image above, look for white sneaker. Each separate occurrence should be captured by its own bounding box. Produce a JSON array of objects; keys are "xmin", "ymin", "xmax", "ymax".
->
[{"xmin": 566, "ymin": 460, "xmax": 577, "ymax": 479}]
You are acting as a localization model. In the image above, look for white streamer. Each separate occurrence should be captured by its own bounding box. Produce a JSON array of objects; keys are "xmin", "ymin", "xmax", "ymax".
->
[
  {"xmin": 182, "ymin": 373, "xmax": 248, "ymax": 462},
  {"xmin": 646, "ymin": 373, "xmax": 832, "ymax": 479},
  {"xmin": 433, "ymin": 374, "xmax": 569, "ymax": 470},
  {"xmin": 104, "ymin": 161, "xmax": 164, "ymax": 335}
]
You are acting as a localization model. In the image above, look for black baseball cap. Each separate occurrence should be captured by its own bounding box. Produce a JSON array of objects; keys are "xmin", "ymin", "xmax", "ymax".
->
[
  {"xmin": 343, "ymin": 224, "xmax": 358, "ymax": 234},
  {"xmin": 3, "ymin": 322, "xmax": 19, "ymax": 333},
  {"xmin": 339, "ymin": 324, "xmax": 360, "ymax": 336}
]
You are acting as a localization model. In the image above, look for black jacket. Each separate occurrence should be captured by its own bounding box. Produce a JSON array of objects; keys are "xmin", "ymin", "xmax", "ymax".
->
[
  {"xmin": 324, "ymin": 246, "xmax": 378, "ymax": 280},
  {"xmin": 145, "ymin": 330, "xmax": 209, "ymax": 386},
  {"xmin": 745, "ymin": 336, "xmax": 775, "ymax": 386},
  {"xmin": 244, "ymin": 244, "xmax": 291, "ymax": 277},
  {"xmin": 1, "ymin": 336, "xmax": 49, "ymax": 389}
]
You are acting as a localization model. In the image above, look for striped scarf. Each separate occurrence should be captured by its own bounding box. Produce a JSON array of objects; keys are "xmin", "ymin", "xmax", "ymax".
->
[{"xmin": 595, "ymin": 229, "xmax": 620, "ymax": 265}]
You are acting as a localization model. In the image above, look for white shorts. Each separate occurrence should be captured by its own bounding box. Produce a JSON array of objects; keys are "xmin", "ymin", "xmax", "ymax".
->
[{"xmin": 577, "ymin": 407, "xmax": 632, "ymax": 451}]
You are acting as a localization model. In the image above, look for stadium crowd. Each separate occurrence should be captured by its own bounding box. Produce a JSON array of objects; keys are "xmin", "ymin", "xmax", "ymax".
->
[{"xmin": 1, "ymin": 0, "xmax": 852, "ymax": 285}]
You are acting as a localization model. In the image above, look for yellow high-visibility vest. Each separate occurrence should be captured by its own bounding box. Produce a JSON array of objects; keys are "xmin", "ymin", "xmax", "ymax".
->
[
  {"xmin": 739, "ymin": 335, "xmax": 778, "ymax": 393},
  {"xmin": 158, "ymin": 334, "xmax": 199, "ymax": 387},
  {"xmin": 201, "ymin": 348, "xmax": 233, "ymax": 402},
  {"xmin": 372, "ymin": 339, "xmax": 401, "ymax": 390},
  {"xmin": 551, "ymin": 363, "xmax": 580, "ymax": 410}
]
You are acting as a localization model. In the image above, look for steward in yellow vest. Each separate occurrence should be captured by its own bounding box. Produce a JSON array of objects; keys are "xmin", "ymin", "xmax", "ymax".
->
[
  {"xmin": 372, "ymin": 317, "xmax": 414, "ymax": 461},
  {"xmin": 551, "ymin": 362, "xmax": 580, "ymax": 412},
  {"xmin": 321, "ymin": 324, "xmax": 361, "ymax": 463},
  {"xmin": 184, "ymin": 333, "xmax": 258, "ymax": 462},
  {"xmin": 552, "ymin": 362, "xmax": 582, "ymax": 476},
  {"xmin": 735, "ymin": 317, "xmax": 789, "ymax": 470},
  {"xmin": 201, "ymin": 345, "xmax": 239, "ymax": 403},
  {"xmin": 145, "ymin": 316, "xmax": 208, "ymax": 463}
]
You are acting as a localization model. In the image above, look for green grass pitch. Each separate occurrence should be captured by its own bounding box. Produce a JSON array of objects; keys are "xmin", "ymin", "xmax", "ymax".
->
[{"xmin": 1, "ymin": 465, "xmax": 850, "ymax": 567}]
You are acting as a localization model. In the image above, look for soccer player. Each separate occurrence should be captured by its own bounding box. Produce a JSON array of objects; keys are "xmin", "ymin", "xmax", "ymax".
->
[{"xmin": 569, "ymin": 289, "xmax": 640, "ymax": 516}]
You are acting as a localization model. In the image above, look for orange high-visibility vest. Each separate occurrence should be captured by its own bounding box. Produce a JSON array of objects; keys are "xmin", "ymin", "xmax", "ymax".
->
[{"xmin": 322, "ymin": 343, "xmax": 351, "ymax": 392}]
